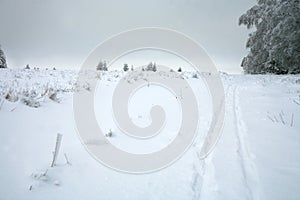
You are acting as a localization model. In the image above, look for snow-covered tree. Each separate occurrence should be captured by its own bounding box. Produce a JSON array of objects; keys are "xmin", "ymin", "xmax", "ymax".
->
[
  {"xmin": 0, "ymin": 45, "xmax": 7, "ymax": 68},
  {"xmin": 239, "ymin": 0, "xmax": 300, "ymax": 74},
  {"xmin": 96, "ymin": 61, "xmax": 103, "ymax": 70},
  {"xmin": 146, "ymin": 62, "xmax": 157, "ymax": 72},
  {"xmin": 25, "ymin": 64, "xmax": 30, "ymax": 69},
  {"xmin": 123, "ymin": 63, "xmax": 129, "ymax": 71},
  {"xmin": 96, "ymin": 60, "xmax": 108, "ymax": 71},
  {"xmin": 146, "ymin": 62, "xmax": 153, "ymax": 71},
  {"xmin": 103, "ymin": 61, "xmax": 107, "ymax": 71},
  {"xmin": 153, "ymin": 63, "xmax": 157, "ymax": 72},
  {"xmin": 177, "ymin": 67, "xmax": 182, "ymax": 72}
]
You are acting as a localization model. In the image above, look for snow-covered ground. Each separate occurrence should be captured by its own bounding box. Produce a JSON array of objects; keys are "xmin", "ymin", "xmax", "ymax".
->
[{"xmin": 0, "ymin": 69, "xmax": 299, "ymax": 200}]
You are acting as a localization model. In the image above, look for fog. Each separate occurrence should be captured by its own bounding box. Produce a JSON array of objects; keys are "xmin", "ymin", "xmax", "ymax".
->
[{"xmin": 0, "ymin": 0, "xmax": 255, "ymax": 73}]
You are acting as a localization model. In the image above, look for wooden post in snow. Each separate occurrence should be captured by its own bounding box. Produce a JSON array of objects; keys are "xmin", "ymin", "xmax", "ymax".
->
[{"xmin": 51, "ymin": 133, "xmax": 63, "ymax": 167}]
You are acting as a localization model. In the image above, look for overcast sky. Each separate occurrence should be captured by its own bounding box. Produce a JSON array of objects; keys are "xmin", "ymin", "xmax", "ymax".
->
[{"xmin": 0, "ymin": 0, "xmax": 255, "ymax": 73}]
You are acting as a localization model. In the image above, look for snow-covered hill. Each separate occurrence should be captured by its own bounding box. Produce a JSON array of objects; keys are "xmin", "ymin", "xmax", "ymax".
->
[{"xmin": 0, "ymin": 69, "xmax": 299, "ymax": 200}]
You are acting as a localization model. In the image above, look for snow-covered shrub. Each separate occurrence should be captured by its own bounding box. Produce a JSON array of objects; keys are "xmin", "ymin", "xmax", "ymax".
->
[
  {"xmin": 21, "ymin": 97, "xmax": 41, "ymax": 108},
  {"xmin": 31, "ymin": 170, "xmax": 49, "ymax": 182},
  {"xmin": 5, "ymin": 91, "xmax": 19, "ymax": 102},
  {"xmin": 192, "ymin": 73, "xmax": 198, "ymax": 79},
  {"xmin": 30, "ymin": 169, "xmax": 61, "ymax": 190},
  {"xmin": 48, "ymin": 90, "xmax": 61, "ymax": 103},
  {"xmin": 83, "ymin": 82, "xmax": 91, "ymax": 91}
]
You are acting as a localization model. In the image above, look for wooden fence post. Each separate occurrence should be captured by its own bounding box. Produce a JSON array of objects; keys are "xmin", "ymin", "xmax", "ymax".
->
[{"xmin": 51, "ymin": 133, "xmax": 63, "ymax": 167}]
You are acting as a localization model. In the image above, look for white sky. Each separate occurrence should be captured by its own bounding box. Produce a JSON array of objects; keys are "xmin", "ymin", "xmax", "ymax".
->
[{"xmin": 0, "ymin": 0, "xmax": 256, "ymax": 73}]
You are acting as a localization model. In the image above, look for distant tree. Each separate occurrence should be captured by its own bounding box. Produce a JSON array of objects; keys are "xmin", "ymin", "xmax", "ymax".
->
[
  {"xmin": 177, "ymin": 67, "xmax": 182, "ymax": 72},
  {"xmin": 103, "ymin": 60, "xmax": 108, "ymax": 71},
  {"xmin": 105, "ymin": 129, "xmax": 113, "ymax": 137},
  {"xmin": 131, "ymin": 65, "xmax": 134, "ymax": 71},
  {"xmin": 25, "ymin": 64, "xmax": 30, "ymax": 69},
  {"xmin": 153, "ymin": 63, "xmax": 157, "ymax": 72},
  {"xmin": 146, "ymin": 62, "xmax": 153, "ymax": 71},
  {"xmin": 96, "ymin": 61, "xmax": 104, "ymax": 70},
  {"xmin": 123, "ymin": 63, "xmax": 129, "ymax": 71},
  {"xmin": 146, "ymin": 62, "xmax": 157, "ymax": 72},
  {"xmin": 0, "ymin": 45, "xmax": 7, "ymax": 68},
  {"xmin": 96, "ymin": 60, "xmax": 108, "ymax": 71},
  {"xmin": 239, "ymin": 0, "xmax": 300, "ymax": 74},
  {"xmin": 53, "ymin": 67, "xmax": 56, "ymax": 70}
]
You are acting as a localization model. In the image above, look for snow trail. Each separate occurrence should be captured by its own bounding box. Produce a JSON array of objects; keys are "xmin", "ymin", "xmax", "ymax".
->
[
  {"xmin": 209, "ymin": 83, "xmax": 255, "ymax": 200},
  {"xmin": 197, "ymin": 153, "xmax": 218, "ymax": 200},
  {"xmin": 233, "ymin": 86, "xmax": 260, "ymax": 200}
]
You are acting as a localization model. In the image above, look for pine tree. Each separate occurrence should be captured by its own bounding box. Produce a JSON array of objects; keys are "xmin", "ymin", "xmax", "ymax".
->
[
  {"xmin": 25, "ymin": 64, "xmax": 30, "ymax": 69},
  {"xmin": 153, "ymin": 63, "xmax": 157, "ymax": 72},
  {"xmin": 239, "ymin": 0, "xmax": 300, "ymax": 74},
  {"xmin": 146, "ymin": 62, "xmax": 157, "ymax": 72},
  {"xmin": 0, "ymin": 45, "xmax": 7, "ymax": 68},
  {"xmin": 123, "ymin": 63, "xmax": 129, "ymax": 71},
  {"xmin": 96, "ymin": 60, "xmax": 103, "ymax": 70},
  {"xmin": 96, "ymin": 60, "xmax": 108, "ymax": 71},
  {"xmin": 177, "ymin": 67, "xmax": 182, "ymax": 72},
  {"xmin": 146, "ymin": 62, "xmax": 153, "ymax": 71},
  {"xmin": 103, "ymin": 60, "xmax": 108, "ymax": 71}
]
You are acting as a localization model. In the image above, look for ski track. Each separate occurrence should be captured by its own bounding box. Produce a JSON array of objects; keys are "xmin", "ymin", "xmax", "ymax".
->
[
  {"xmin": 193, "ymin": 85, "xmax": 232, "ymax": 200},
  {"xmin": 232, "ymin": 85, "xmax": 260, "ymax": 200},
  {"xmin": 195, "ymin": 84, "xmax": 260, "ymax": 200},
  {"xmin": 198, "ymin": 153, "xmax": 218, "ymax": 200}
]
